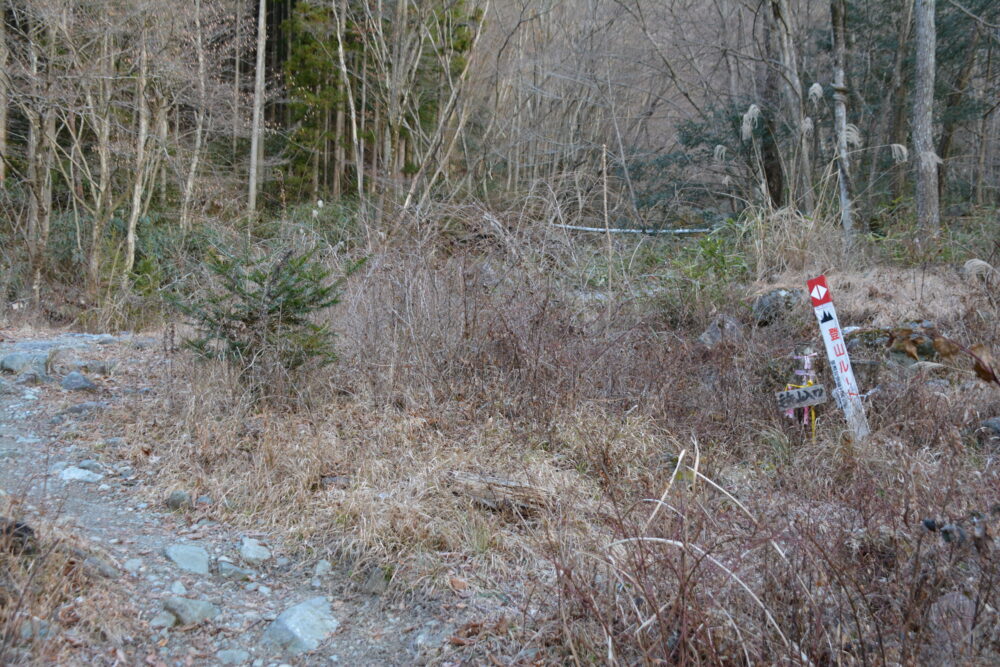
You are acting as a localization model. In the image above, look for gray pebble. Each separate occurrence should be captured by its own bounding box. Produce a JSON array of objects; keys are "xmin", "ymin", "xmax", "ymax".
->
[{"xmin": 61, "ymin": 371, "xmax": 96, "ymax": 391}]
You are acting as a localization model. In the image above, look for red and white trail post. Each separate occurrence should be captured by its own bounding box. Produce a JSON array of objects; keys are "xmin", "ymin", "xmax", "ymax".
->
[{"xmin": 807, "ymin": 275, "xmax": 870, "ymax": 440}]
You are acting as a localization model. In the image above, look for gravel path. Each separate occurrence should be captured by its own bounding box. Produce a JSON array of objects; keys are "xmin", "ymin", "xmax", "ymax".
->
[{"xmin": 0, "ymin": 331, "xmax": 458, "ymax": 666}]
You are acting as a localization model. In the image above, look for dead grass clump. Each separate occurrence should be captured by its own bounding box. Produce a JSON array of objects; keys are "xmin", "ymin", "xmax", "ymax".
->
[
  {"xmin": 539, "ymin": 419, "xmax": 1000, "ymax": 664},
  {"xmin": 0, "ymin": 505, "xmax": 137, "ymax": 664},
  {"xmin": 736, "ymin": 204, "xmax": 849, "ymax": 281}
]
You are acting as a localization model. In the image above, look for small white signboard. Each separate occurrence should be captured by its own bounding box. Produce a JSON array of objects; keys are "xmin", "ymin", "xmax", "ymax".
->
[
  {"xmin": 807, "ymin": 275, "xmax": 870, "ymax": 440},
  {"xmin": 776, "ymin": 385, "xmax": 828, "ymax": 410}
]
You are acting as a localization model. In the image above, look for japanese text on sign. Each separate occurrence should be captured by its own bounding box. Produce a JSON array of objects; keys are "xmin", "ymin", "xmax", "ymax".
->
[{"xmin": 807, "ymin": 275, "xmax": 870, "ymax": 440}]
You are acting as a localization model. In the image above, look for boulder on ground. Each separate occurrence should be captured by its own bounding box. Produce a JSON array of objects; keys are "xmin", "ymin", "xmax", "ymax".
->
[
  {"xmin": 61, "ymin": 371, "xmax": 96, "ymax": 391},
  {"xmin": 261, "ymin": 597, "xmax": 339, "ymax": 654},
  {"xmin": 751, "ymin": 288, "xmax": 806, "ymax": 326},
  {"xmin": 698, "ymin": 314, "xmax": 745, "ymax": 347}
]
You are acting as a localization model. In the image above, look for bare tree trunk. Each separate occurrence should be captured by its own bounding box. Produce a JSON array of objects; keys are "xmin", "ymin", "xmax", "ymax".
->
[
  {"xmin": 248, "ymin": 0, "xmax": 266, "ymax": 215},
  {"xmin": 23, "ymin": 20, "xmax": 54, "ymax": 307},
  {"xmin": 181, "ymin": 0, "xmax": 207, "ymax": 230},
  {"xmin": 157, "ymin": 108, "xmax": 169, "ymax": 201},
  {"xmin": 36, "ymin": 108, "xmax": 55, "ymax": 305},
  {"xmin": 0, "ymin": 2, "xmax": 7, "ymax": 185},
  {"xmin": 831, "ymin": 0, "xmax": 855, "ymax": 244},
  {"xmin": 125, "ymin": 34, "xmax": 149, "ymax": 277},
  {"xmin": 87, "ymin": 34, "xmax": 116, "ymax": 295},
  {"xmin": 937, "ymin": 26, "xmax": 980, "ymax": 200},
  {"xmin": 333, "ymin": 106, "xmax": 344, "ymax": 198},
  {"xmin": 975, "ymin": 43, "xmax": 993, "ymax": 205},
  {"xmin": 233, "ymin": 0, "xmax": 243, "ymax": 160},
  {"xmin": 913, "ymin": 0, "xmax": 939, "ymax": 232},
  {"xmin": 867, "ymin": 0, "xmax": 913, "ymax": 209},
  {"xmin": 771, "ymin": 0, "xmax": 813, "ymax": 213},
  {"xmin": 332, "ymin": 0, "xmax": 363, "ymax": 199},
  {"xmin": 759, "ymin": 9, "xmax": 785, "ymax": 207}
]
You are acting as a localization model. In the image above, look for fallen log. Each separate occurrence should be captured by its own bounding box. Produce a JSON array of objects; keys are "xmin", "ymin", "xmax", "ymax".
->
[{"xmin": 447, "ymin": 471, "xmax": 551, "ymax": 514}]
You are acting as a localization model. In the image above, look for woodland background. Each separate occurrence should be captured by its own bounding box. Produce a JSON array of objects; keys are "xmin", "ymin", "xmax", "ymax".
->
[{"xmin": 0, "ymin": 0, "xmax": 996, "ymax": 312}]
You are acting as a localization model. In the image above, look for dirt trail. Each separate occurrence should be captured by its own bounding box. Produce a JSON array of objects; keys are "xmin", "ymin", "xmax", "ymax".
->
[{"xmin": 0, "ymin": 330, "xmax": 456, "ymax": 666}]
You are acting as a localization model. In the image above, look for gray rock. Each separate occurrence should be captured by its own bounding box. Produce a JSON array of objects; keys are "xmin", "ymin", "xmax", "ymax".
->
[
  {"xmin": 320, "ymin": 475, "xmax": 351, "ymax": 490},
  {"xmin": 944, "ymin": 203, "xmax": 972, "ymax": 218},
  {"xmin": 239, "ymin": 537, "xmax": 271, "ymax": 565},
  {"xmin": 149, "ymin": 611, "xmax": 177, "ymax": 628},
  {"xmin": 751, "ymin": 289, "xmax": 806, "ymax": 325},
  {"xmin": 164, "ymin": 543, "xmax": 211, "ymax": 575},
  {"xmin": 0, "ymin": 379, "xmax": 17, "ymax": 394},
  {"xmin": 927, "ymin": 591, "xmax": 976, "ymax": 660},
  {"xmin": 217, "ymin": 649, "xmax": 252, "ymax": 665},
  {"xmin": 163, "ymin": 596, "xmax": 220, "ymax": 625},
  {"xmin": 80, "ymin": 554, "xmax": 120, "ymax": 579},
  {"xmin": 314, "ymin": 559, "xmax": 332, "ymax": 577},
  {"xmin": 218, "ymin": 561, "xmax": 254, "ymax": 581},
  {"xmin": 61, "ymin": 371, "xmax": 96, "ymax": 391},
  {"xmin": 977, "ymin": 417, "xmax": 1000, "ymax": 451},
  {"xmin": 59, "ymin": 466, "xmax": 104, "ymax": 483},
  {"xmin": 74, "ymin": 360, "xmax": 114, "ymax": 376},
  {"xmin": 18, "ymin": 617, "xmax": 51, "ymax": 641},
  {"xmin": 124, "ymin": 558, "xmax": 143, "ymax": 575},
  {"xmin": 170, "ymin": 580, "xmax": 188, "ymax": 595},
  {"xmin": 979, "ymin": 417, "xmax": 1000, "ymax": 436},
  {"xmin": 261, "ymin": 597, "xmax": 339, "ymax": 655},
  {"xmin": 363, "ymin": 567, "xmax": 390, "ymax": 595},
  {"xmin": 698, "ymin": 314, "xmax": 745, "ymax": 347},
  {"xmin": 77, "ymin": 459, "xmax": 103, "ymax": 473},
  {"xmin": 94, "ymin": 335, "xmax": 117, "ymax": 345},
  {"xmin": 166, "ymin": 490, "xmax": 193, "ymax": 511},
  {"xmin": 1, "ymin": 352, "xmax": 47, "ymax": 375},
  {"xmin": 16, "ymin": 370, "xmax": 48, "ymax": 385},
  {"xmin": 196, "ymin": 495, "xmax": 212, "ymax": 506},
  {"xmin": 62, "ymin": 401, "xmax": 109, "ymax": 416}
]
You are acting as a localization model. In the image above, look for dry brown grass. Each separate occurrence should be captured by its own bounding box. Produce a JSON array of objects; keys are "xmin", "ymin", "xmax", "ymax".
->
[
  {"xmin": 0, "ymin": 497, "xmax": 138, "ymax": 664},
  {"xmin": 81, "ymin": 203, "xmax": 1000, "ymax": 663}
]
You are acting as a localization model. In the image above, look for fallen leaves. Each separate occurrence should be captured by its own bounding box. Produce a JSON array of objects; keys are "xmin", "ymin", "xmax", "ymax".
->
[
  {"xmin": 884, "ymin": 327, "xmax": 1000, "ymax": 387},
  {"xmin": 932, "ymin": 335, "xmax": 962, "ymax": 360},
  {"xmin": 970, "ymin": 343, "xmax": 999, "ymax": 385},
  {"xmin": 448, "ymin": 616, "xmax": 510, "ymax": 647}
]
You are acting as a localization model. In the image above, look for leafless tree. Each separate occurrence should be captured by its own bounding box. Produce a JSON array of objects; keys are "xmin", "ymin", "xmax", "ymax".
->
[{"xmin": 913, "ymin": 0, "xmax": 940, "ymax": 231}]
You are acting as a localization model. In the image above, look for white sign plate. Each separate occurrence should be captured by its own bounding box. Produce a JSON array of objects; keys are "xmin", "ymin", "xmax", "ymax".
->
[{"xmin": 776, "ymin": 385, "xmax": 828, "ymax": 410}]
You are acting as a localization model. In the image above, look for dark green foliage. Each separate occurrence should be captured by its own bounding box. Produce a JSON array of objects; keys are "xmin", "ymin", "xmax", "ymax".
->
[
  {"xmin": 168, "ymin": 245, "xmax": 363, "ymax": 395},
  {"xmin": 281, "ymin": 0, "xmax": 479, "ymax": 199}
]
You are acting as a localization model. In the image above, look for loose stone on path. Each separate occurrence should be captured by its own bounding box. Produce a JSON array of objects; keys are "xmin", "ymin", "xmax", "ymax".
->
[
  {"xmin": 219, "ymin": 561, "xmax": 254, "ymax": 581},
  {"xmin": 61, "ymin": 371, "xmax": 96, "ymax": 391},
  {"xmin": 164, "ymin": 543, "xmax": 211, "ymax": 575},
  {"xmin": 261, "ymin": 597, "xmax": 339, "ymax": 655},
  {"xmin": 239, "ymin": 537, "xmax": 272, "ymax": 565},
  {"xmin": 59, "ymin": 466, "xmax": 104, "ymax": 483},
  {"xmin": 166, "ymin": 489, "xmax": 193, "ymax": 511},
  {"xmin": 162, "ymin": 596, "xmax": 220, "ymax": 625},
  {"xmin": 216, "ymin": 649, "xmax": 252, "ymax": 665}
]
